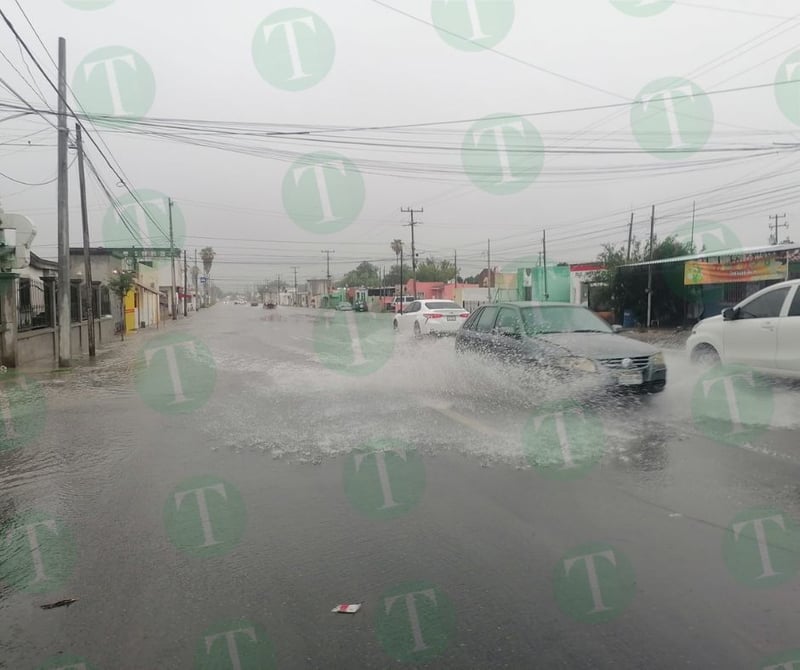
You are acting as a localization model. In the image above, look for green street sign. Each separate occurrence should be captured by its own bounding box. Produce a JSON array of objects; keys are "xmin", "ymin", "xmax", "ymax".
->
[{"xmin": 116, "ymin": 247, "xmax": 181, "ymax": 259}]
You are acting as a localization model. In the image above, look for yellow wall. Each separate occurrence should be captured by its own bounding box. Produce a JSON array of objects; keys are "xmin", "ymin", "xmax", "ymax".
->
[{"xmin": 124, "ymin": 289, "xmax": 136, "ymax": 332}]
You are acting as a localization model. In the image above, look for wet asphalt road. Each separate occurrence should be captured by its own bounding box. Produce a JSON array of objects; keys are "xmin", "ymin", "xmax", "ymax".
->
[{"xmin": 1, "ymin": 304, "xmax": 800, "ymax": 669}]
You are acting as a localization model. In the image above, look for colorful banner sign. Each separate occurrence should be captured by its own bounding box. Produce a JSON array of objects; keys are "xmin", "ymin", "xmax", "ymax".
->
[{"xmin": 684, "ymin": 257, "xmax": 787, "ymax": 285}]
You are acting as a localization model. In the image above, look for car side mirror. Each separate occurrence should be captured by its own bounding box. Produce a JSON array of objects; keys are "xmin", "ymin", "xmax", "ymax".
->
[
  {"xmin": 722, "ymin": 307, "xmax": 737, "ymax": 321},
  {"xmin": 611, "ymin": 324, "xmax": 623, "ymax": 333}
]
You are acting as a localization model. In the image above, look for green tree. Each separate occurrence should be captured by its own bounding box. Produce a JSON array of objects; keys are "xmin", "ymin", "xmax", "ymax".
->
[
  {"xmin": 107, "ymin": 270, "xmax": 135, "ymax": 341},
  {"xmin": 415, "ymin": 256, "xmax": 456, "ymax": 283},
  {"xmin": 342, "ymin": 261, "xmax": 381, "ymax": 287},
  {"xmin": 592, "ymin": 235, "xmax": 693, "ymax": 325},
  {"xmin": 384, "ymin": 263, "xmax": 412, "ymax": 286}
]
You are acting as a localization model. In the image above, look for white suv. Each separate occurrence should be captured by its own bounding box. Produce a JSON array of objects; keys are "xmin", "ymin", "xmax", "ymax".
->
[{"xmin": 686, "ymin": 279, "xmax": 800, "ymax": 376}]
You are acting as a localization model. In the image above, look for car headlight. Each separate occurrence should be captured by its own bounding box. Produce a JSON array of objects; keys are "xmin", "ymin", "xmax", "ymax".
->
[
  {"xmin": 650, "ymin": 351, "xmax": 665, "ymax": 366},
  {"xmin": 554, "ymin": 356, "xmax": 599, "ymax": 373}
]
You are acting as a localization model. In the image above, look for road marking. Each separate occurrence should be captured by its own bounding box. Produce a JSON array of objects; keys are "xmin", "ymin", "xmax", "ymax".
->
[
  {"xmin": 423, "ymin": 402, "xmax": 503, "ymax": 437},
  {"xmin": 344, "ymin": 311, "xmax": 366, "ymax": 365}
]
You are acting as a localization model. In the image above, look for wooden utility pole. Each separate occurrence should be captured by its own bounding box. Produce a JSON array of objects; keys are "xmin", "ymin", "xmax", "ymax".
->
[
  {"xmin": 486, "ymin": 238, "xmax": 491, "ymax": 301},
  {"xmin": 169, "ymin": 198, "xmax": 177, "ymax": 320},
  {"xmin": 769, "ymin": 213, "xmax": 788, "ymax": 245},
  {"xmin": 57, "ymin": 37, "xmax": 71, "ymax": 367},
  {"xmin": 690, "ymin": 201, "xmax": 696, "ymax": 252},
  {"xmin": 399, "ymin": 245, "xmax": 404, "ymax": 312},
  {"xmin": 646, "ymin": 205, "xmax": 655, "ymax": 329},
  {"xmin": 291, "ymin": 266, "xmax": 299, "ymax": 306},
  {"xmin": 76, "ymin": 124, "xmax": 95, "ymax": 357},
  {"xmin": 183, "ymin": 250, "xmax": 188, "ymax": 316},
  {"xmin": 542, "ymin": 230, "xmax": 549, "ymax": 301},
  {"xmin": 321, "ymin": 249, "xmax": 334, "ymax": 295},
  {"xmin": 627, "ymin": 212, "xmax": 634, "ymax": 261},
  {"xmin": 402, "ymin": 207, "xmax": 423, "ymax": 299},
  {"xmin": 194, "ymin": 248, "xmax": 199, "ymax": 309}
]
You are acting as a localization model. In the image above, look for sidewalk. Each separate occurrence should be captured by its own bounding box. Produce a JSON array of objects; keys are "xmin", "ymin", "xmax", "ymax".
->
[
  {"xmin": 620, "ymin": 327, "xmax": 691, "ymax": 350},
  {"xmin": 15, "ymin": 314, "xmax": 198, "ymax": 377}
]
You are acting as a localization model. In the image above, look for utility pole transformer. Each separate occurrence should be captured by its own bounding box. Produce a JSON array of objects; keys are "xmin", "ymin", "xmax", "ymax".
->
[
  {"xmin": 401, "ymin": 207, "xmax": 423, "ymax": 299},
  {"xmin": 57, "ymin": 37, "xmax": 71, "ymax": 367},
  {"xmin": 76, "ymin": 124, "xmax": 95, "ymax": 358}
]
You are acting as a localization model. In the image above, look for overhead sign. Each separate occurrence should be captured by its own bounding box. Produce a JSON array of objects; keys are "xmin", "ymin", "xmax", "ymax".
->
[
  {"xmin": 684, "ymin": 257, "xmax": 788, "ymax": 286},
  {"xmin": 199, "ymin": 276, "xmax": 207, "ymax": 283},
  {"xmin": 118, "ymin": 248, "xmax": 181, "ymax": 259}
]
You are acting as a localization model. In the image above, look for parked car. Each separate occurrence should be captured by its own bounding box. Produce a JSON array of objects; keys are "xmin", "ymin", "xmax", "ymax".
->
[
  {"xmin": 264, "ymin": 302, "xmax": 276, "ymax": 310},
  {"xmin": 388, "ymin": 296, "xmax": 416, "ymax": 313},
  {"xmin": 250, "ymin": 301, "xmax": 259, "ymax": 307},
  {"xmin": 686, "ymin": 278, "xmax": 800, "ymax": 375},
  {"xmin": 336, "ymin": 302, "xmax": 354, "ymax": 311},
  {"xmin": 354, "ymin": 301, "xmax": 368, "ymax": 312},
  {"xmin": 394, "ymin": 300, "xmax": 470, "ymax": 337},
  {"xmin": 455, "ymin": 302, "xmax": 667, "ymax": 393}
]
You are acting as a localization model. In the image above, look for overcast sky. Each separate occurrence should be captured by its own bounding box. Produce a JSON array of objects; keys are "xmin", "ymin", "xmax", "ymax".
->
[{"xmin": 2, "ymin": 0, "xmax": 800, "ymax": 291}]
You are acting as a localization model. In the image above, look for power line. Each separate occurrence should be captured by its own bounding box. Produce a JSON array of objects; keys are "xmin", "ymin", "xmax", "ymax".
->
[{"xmin": 0, "ymin": 7, "xmax": 171, "ymax": 243}]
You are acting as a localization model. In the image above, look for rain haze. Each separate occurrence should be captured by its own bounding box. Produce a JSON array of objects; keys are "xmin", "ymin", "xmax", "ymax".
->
[
  {"xmin": 2, "ymin": 1, "xmax": 800, "ymax": 285},
  {"xmin": 2, "ymin": 2, "xmax": 800, "ymax": 669}
]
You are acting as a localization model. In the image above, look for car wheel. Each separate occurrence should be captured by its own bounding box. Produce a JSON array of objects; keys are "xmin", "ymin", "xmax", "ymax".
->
[{"xmin": 691, "ymin": 345, "xmax": 720, "ymax": 368}]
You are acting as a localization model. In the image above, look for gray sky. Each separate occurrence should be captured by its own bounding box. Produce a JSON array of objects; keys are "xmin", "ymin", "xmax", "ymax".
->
[{"xmin": 2, "ymin": 0, "xmax": 800, "ymax": 292}]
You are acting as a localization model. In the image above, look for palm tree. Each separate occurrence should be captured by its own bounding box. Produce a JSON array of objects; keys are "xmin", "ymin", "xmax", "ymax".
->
[
  {"xmin": 390, "ymin": 239, "xmax": 403, "ymax": 275},
  {"xmin": 200, "ymin": 247, "xmax": 215, "ymax": 277}
]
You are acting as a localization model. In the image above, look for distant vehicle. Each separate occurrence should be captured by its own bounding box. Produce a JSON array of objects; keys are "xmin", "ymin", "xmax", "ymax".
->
[
  {"xmin": 455, "ymin": 302, "xmax": 667, "ymax": 394},
  {"xmin": 394, "ymin": 300, "xmax": 469, "ymax": 337},
  {"xmin": 265, "ymin": 302, "xmax": 276, "ymax": 310},
  {"xmin": 336, "ymin": 302, "xmax": 354, "ymax": 311},
  {"xmin": 389, "ymin": 296, "xmax": 416, "ymax": 313},
  {"xmin": 354, "ymin": 301, "xmax": 368, "ymax": 312},
  {"xmin": 250, "ymin": 301, "xmax": 259, "ymax": 307},
  {"xmin": 686, "ymin": 278, "xmax": 800, "ymax": 376}
]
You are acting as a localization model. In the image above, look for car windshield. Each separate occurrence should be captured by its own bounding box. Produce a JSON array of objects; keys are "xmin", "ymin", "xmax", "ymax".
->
[{"xmin": 520, "ymin": 305, "xmax": 613, "ymax": 335}]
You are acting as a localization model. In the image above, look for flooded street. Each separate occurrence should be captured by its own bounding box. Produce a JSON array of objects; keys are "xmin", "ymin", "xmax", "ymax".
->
[{"xmin": 2, "ymin": 305, "xmax": 800, "ymax": 669}]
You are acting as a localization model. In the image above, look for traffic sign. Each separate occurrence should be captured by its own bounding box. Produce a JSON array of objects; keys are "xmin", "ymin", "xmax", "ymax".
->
[
  {"xmin": 115, "ymin": 248, "xmax": 181, "ymax": 259},
  {"xmin": 200, "ymin": 276, "xmax": 207, "ymax": 284}
]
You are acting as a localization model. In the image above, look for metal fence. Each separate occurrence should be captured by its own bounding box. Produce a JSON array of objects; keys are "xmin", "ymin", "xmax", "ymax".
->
[{"xmin": 18, "ymin": 279, "xmax": 49, "ymax": 331}]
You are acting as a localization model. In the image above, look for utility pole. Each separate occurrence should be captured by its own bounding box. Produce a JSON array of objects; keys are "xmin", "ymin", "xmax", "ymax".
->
[
  {"xmin": 183, "ymin": 250, "xmax": 188, "ymax": 316},
  {"xmin": 542, "ymin": 230, "xmax": 549, "ymax": 301},
  {"xmin": 291, "ymin": 266, "xmax": 299, "ymax": 306},
  {"xmin": 401, "ymin": 207, "xmax": 423, "ymax": 299},
  {"xmin": 690, "ymin": 201, "xmax": 696, "ymax": 252},
  {"xmin": 194, "ymin": 248, "xmax": 199, "ymax": 310},
  {"xmin": 769, "ymin": 213, "xmax": 788, "ymax": 245},
  {"xmin": 168, "ymin": 198, "xmax": 177, "ymax": 320},
  {"xmin": 646, "ymin": 205, "xmax": 655, "ymax": 329},
  {"xmin": 76, "ymin": 124, "xmax": 95, "ymax": 358},
  {"xmin": 399, "ymin": 244, "xmax": 404, "ymax": 312},
  {"xmin": 626, "ymin": 212, "xmax": 634, "ymax": 261},
  {"xmin": 454, "ymin": 250, "xmax": 458, "ymax": 298},
  {"xmin": 486, "ymin": 238, "xmax": 492, "ymax": 301},
  {"xmin": 321, "ymin": 249, "xmax": 334, "ymax": 295},
  {"xmin": 57, "ymin": 38, "xmax": 70, "ymax": 368}
]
